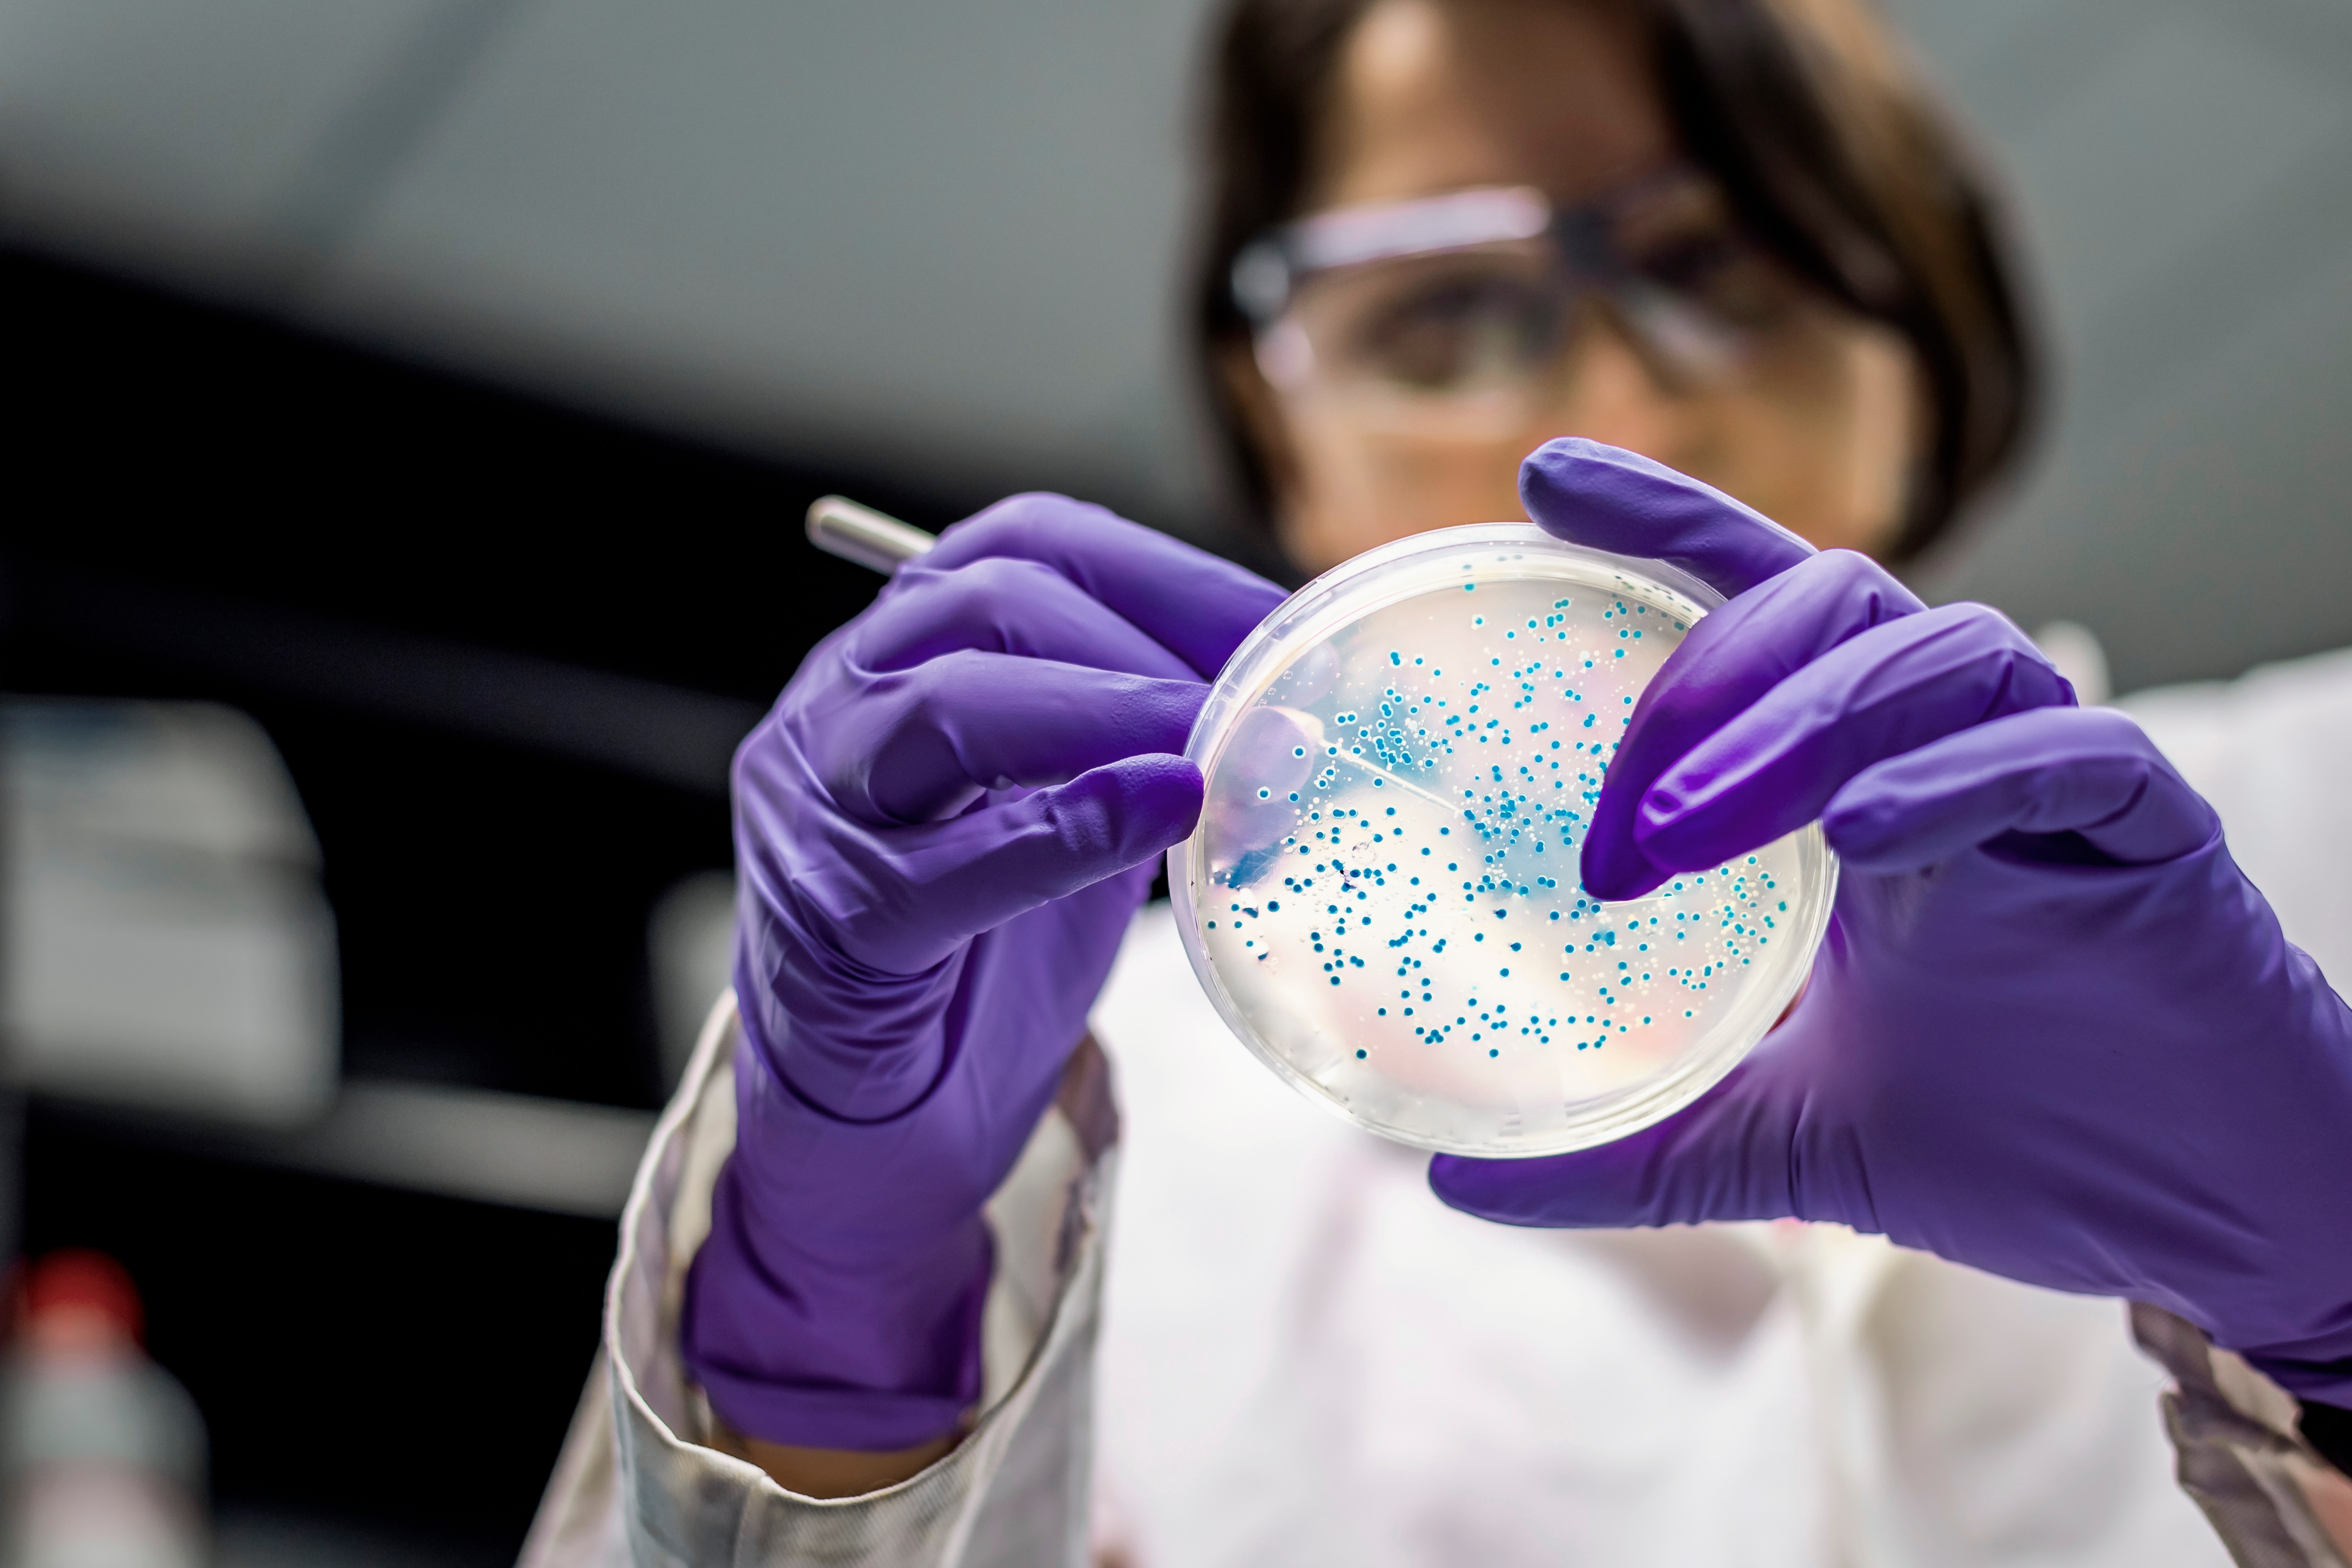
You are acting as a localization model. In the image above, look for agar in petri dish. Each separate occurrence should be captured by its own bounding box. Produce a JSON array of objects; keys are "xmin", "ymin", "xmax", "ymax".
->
[{"xmin": 1168, "ymin": 524, "xmax": 1836, "ymax": 1157}]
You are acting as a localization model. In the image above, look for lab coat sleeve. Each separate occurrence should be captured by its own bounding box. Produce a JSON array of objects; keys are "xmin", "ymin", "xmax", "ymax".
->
[
  {"xmin": 518, "ymin": 992, "xmax": 1119, "ymax": 1568},
  {"xmin": 2132, "ymin": 1305, "xmax": 2352, "ymax": 1568}
]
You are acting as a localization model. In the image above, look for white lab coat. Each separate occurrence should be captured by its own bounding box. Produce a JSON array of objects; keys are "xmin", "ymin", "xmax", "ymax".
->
[{"xmin": 521, "ymin": 648, "xmax": 2352, "ymax": 1568}]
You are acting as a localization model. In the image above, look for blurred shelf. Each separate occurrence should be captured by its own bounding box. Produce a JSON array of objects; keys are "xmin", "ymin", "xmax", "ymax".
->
[{"xmin": 37, "ymin": 1078, "xmax": 657, "ymax": 1220}]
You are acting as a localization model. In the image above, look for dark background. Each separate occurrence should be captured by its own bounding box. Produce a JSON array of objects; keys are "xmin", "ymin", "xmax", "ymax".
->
[{"xmin": 7, "ymin": 246, "xmax": 999, "ymax": 1556}]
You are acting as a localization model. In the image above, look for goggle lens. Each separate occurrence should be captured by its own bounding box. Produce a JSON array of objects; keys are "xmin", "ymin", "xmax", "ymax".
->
[
  {"xmin": 1242, "ymin": 169, "xmax": 1815, "ymax": 435},
  {"xmin": 1307, "ymin": 248, "xmax": 1567, "ymax": 394}
]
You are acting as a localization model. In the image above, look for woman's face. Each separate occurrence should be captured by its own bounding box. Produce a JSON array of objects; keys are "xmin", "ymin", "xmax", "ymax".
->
[{"xmin": 1232, "ymin": 0, "xmax": 1923, "ymax": 575}]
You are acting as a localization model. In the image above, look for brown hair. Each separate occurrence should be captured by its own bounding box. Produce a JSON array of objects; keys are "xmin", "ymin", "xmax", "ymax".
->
[{"xmin": 1191, "ymin": 0, "xmax": 2039, "ymax": 563}]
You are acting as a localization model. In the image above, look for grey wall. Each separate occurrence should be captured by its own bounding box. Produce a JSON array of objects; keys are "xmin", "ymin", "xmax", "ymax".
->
[
  {"xmin": 1891, "ymin": 0, "xmax": 2352, "ymax": 693},
  {"xmin": 5, "ymin": 0, "xmax": 2348, "ymax": 692},
  {"xmin": 0, "ymin": 0, "xmax": 1219, "ymax": 522}
]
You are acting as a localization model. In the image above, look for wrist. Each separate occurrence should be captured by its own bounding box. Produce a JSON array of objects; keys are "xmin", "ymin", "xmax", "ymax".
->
[
  {"xmin": 680, "ymin": 1154, "xmax": 992, "ymax": 1450},
  {"xmin": 714, "ymin": 1419, "xmax": 966, "ymax": 1498},
  {"xmin": 2218, "ymin": 1290, "xmax": 2352, "ymax": 1406},
  {"xmin": 2244, "ymin": 1347, "xmax": 2352, "ymax": 1409},
  {"xmin": 736, "ymin": 925, "xmax": 964, "ymax": 1122}
]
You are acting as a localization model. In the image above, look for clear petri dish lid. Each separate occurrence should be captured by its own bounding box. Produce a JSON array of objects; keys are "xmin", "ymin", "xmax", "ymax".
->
[{"xmin": 1169, "ymin": 523, "xmax": 1836, "ymax": 1157}]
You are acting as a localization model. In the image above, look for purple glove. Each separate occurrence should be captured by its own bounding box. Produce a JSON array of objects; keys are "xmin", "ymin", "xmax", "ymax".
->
[
  {"xmin": 1432, "ymin": 439, "xmax": 2352, "ymax": 1401},
  {"xmin": 683, "ymin": 494, "xmax": 1285, "ymax": 1449}
]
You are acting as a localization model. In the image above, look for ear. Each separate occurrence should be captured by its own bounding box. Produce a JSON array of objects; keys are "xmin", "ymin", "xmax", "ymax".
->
[{"xmin": 1217, "ymin": 337, "xmax": 1308, "ymax": 544}]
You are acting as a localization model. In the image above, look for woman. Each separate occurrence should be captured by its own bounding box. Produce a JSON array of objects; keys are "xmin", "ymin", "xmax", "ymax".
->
[
  {"xmin": 521, "ymin": 1, "xmax": 2352, "ymax": 1563},
  {"xmin": 1190, "ymin": 0, "xmax": 2023, "ymax": 576}
]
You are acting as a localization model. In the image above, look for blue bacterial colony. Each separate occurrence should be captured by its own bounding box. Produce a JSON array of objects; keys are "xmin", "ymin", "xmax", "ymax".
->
[{"xmin": 1185, "ymin": 559, "xmax": 1815, "ymax": 1151}]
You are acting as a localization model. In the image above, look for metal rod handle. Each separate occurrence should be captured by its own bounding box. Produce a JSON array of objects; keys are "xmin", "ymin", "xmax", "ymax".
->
[{"xmin": 805, "ymin": 495, "xmax": 937, "ymax": 575}]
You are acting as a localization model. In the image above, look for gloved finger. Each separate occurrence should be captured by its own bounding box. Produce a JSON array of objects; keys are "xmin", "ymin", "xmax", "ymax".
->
[
  {"xmin": 801, "ymin": 653, "xmax": 1205, "ymax": 826},
  {"xmin": 1628, "ymin": 603, "xmax": 2071, "ymax": 880},
  {"xmin": 1428, "ymin": 1046, "xmax": 1804, "ymax": 1228},
  {"xmin": 1823, "ymin": 705, "xmax": 2219, "ymax": 871},
  {"xmin": 922, "ymin": 493, "xmax": 1289, "ymax": 680},
  {"xmin": 825, "ymin": 754, "xmax": 1205, "ymax": 976},
  {"xmin": 1518, "ymin": 438, "xmax": 1816, "ymax": 597},
  {"xmin": 853, "ymin": 553, "xmax": 1200, "ymax": 682},
  {"xmin": 1580, "ymin": 550, "xmax": 1926, "ymax": 899}
]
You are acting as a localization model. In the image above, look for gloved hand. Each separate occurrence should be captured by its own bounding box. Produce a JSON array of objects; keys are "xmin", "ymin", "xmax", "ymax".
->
[
  {"xmin": 683, "ymin": 494, "xmax": 1285, "ymax": 1449},
  {"xmin": 1432, "ymin": 439, "xmax": 2352, "ymax": 1401}
]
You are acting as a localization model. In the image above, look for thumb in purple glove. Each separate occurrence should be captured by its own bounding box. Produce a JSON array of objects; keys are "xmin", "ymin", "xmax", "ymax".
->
[{"xmin": 1432, "ymin": 440, "xmax": 2352, "ymax": 1401}]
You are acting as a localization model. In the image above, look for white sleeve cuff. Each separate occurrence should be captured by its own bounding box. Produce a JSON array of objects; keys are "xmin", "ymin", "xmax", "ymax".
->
[
  {"xmin": 522, "ymin": 994, "xmax": 1120, "ymax": 1568},
  {"xmin": 2134, "ymin": 1303, "xmax": 2352, "ymax": 1567}
]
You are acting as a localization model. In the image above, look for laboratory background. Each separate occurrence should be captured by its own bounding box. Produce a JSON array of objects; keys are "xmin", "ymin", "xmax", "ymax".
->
[{"xmin": 3, "ymin": 0, "xmax": 2349, "ymax": 1561}]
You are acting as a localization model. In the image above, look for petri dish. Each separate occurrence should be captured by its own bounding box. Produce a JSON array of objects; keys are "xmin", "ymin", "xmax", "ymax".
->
[{"xmin": 1168, "ymin": 524, "xmax": 1836, "ymax": 1157}]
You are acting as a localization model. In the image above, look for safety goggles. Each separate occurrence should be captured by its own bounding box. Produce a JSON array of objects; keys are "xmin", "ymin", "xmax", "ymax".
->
[{"xmin": 1232, "ymin": 166, "xmax": 1814, "ymax": 439}]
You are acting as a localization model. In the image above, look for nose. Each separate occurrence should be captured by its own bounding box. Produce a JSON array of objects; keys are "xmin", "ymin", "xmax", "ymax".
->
[{"xmin": 1526, "ymin": 304, "xmax": 1712, "ymax": 478}]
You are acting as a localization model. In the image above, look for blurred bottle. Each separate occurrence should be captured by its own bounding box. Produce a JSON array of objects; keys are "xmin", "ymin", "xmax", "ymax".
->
[{"xmin": 0, "ymin": 1251, "xmax": 207, "ymax": 1568}]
